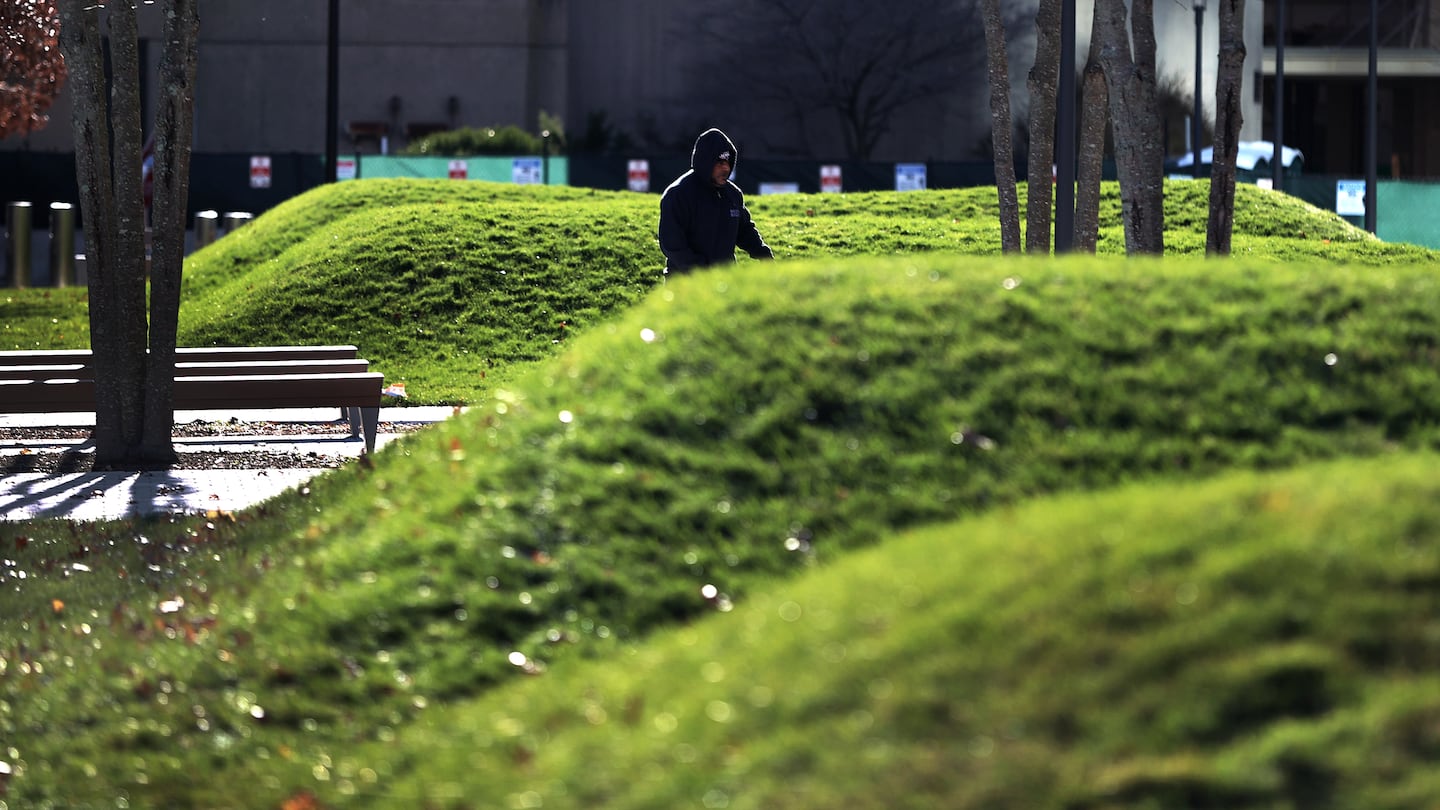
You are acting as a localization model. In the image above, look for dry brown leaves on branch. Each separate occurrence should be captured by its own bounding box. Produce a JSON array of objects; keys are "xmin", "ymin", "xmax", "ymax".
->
[{"xmin": 0, "ymin": 0, "xmax": 67, "ymax": 140}]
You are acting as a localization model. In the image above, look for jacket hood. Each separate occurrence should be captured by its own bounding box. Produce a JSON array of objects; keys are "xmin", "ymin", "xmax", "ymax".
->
[{"xmin": 691, "ymin": 128, "xmax": 738, "ymax": 172}]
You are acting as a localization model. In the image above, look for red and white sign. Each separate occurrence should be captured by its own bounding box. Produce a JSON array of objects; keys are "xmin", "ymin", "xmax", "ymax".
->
[
  {"xmin": 448, "ymin": 159, "xmax": 468, "ymax": 180},
  {"xmin": 820, "ymin": 164, "xmax": 842, "ymax": 193},
  {"xmin": 336, "ymin": 157, "xmax": 357, "ymax": 181},
  {"xmin": 249, "ymin": 155, "xmax": 272, "ymax": 189},
  {"xmin": 628, "ymin": 159, "xmax": 650, "ymax": 192}
]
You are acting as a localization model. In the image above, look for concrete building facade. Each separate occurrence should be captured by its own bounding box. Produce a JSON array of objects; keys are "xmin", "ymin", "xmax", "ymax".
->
[
  {"xmin": 7, "ymin": 1, "xmax": 1264, "ymax": 162},
  {"xmin": 4, "ymin": 1, "xmax": 1435, "ymax": 176}
]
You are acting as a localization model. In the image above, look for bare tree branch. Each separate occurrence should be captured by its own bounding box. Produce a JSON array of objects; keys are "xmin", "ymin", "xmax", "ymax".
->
[{"xmin": 689, "ymin": 0, "xmax": 997, "ymax": 160}]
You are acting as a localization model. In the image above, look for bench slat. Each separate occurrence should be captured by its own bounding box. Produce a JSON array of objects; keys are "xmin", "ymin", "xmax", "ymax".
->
[
  {"xmin": 0, "ymin": 359, "xmax": 371, "ymax": 381},
  {"xmin": 0, "ymin": 369, "xmax": 385, "ymax": 451},
  {"xmin": 1, "ymin": 373, "xmax": 383, "ymax": 409},
  {"xmin": 0, "ymin": 345, "xmax": 361, "ymax": 366}
]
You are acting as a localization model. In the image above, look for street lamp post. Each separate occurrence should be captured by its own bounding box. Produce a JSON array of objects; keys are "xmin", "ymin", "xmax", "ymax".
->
[
  {"xmin": 1192, "ymin": 0, "xmax": 1206, "ymax": 179},
  {"xmin": 1273, "ymin": 0, "xmax": 1286, "ymax": 189},
  {"xmin": 324, "ymin": 0, "xmax": 339, "ymax": 184},
  {"xmin": 1055, "ymin": 0, "xmax": 1077, "ymax": 253},
  {"xmin": 1365, "ymin": 0, "xmax": 1378, "ymax": 233}
]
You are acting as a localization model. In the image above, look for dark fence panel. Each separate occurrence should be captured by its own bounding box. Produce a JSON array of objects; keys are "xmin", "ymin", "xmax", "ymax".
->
[
  {"xmin": 568, "ymin": 155, "xmax": 1032, "ymax": 195},
  {"xmin": 0, "ymin": 152, "xmax": 79, "ymax": 228},
  {"xmin": 0, "ymin": 152, "xmax": 326, "ymax": 227},
  {"xmin": 4, "ymin": 150, "xmax": 1114, "ymax": 224}
]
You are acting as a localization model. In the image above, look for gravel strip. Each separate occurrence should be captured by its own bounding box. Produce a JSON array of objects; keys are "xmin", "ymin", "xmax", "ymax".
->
[{"xmin": 0, "ymin": 418, "xmax": 431, "ymax": 473}]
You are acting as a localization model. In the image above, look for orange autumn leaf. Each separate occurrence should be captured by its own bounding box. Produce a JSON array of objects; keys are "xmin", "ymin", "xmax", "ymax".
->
[
  {"xmin": 51, "ymin": 599, "xmax": 64, "ymax": 613},
  {"xmin": 280, "ymin": 791, "xmax": 321, "ymax": 810}
]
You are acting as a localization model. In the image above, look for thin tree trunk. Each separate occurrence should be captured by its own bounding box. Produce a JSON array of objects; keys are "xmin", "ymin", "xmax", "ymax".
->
[
  {"xmin": 141, "ymin": 0, "xmax": 199, "ymax": 461},
  {"xmin": 1094, "ymin": 0, "xmax": 1164, "ymax": 255},
  {"xmin": 59, "ymin": 2, "xmax": 124, "ymax": 457},
  {"xmin": 1074, "ymin": 3, "xmax": 1108, "ymax": 254},
  {"xmin": 1025, "ymin": 0, "xmax": 1062, "ymax": 254},
  {"xmin": 106, "ymin": 0, "xmax": 151, "ymax": 465},
  {"xmin": 1129, "ymin": 0, "xmax": 1164, "ymax": 254},
  {"xmin": 982, "ymin": 0, "xmax": 1022, "ymax": 253},
  {"xmin": 1206, "ymin": 0, "xmax": 1246, "ymax": 256},
  {"xmin": 61, "ymin": 0, "xmax": 190, "ymax": 468}
]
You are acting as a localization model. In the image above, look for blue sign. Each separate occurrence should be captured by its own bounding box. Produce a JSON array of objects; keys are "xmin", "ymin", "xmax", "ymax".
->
[
  {"xmin": 513, "ymin": 157, "xmax": 543, "ymax": 185},
  {"xmin": 1336, "ymin": 179, "xmax": 1366, "ymax": 216},
  {"xmin": 895, "ymin": 163, "xmax": 927, "ymax": 192}
]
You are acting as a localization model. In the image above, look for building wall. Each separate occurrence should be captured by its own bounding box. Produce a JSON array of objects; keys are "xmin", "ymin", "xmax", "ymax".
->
[
  {"xmin": 192, "ymin": 0, "xmax": 567, "ymax": 154},
  {"xmin": 6, "ymin": 0, "xmax": 567, "ymax": 155},
  {"xmin": 565, "ymin": 0, "xmax": 689, "ymax": 146},
  {"xmin": 4, "ymin": 0, "xmax": 1266, "ymax": 162}
]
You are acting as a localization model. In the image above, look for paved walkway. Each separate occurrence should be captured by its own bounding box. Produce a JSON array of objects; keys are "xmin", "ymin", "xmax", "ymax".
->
[{"xmin": 0, "ymin": 406, "xmax": 458, "ymax": 522}]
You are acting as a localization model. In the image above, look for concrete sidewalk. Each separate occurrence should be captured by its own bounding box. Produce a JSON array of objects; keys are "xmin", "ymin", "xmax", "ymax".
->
[{"xmin": 1, "ymin": 406, "xmax": 458, "ymax": 522}]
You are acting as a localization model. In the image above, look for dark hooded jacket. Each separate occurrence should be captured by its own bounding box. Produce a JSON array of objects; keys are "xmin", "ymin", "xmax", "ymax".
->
[{"xmin": 658, "ymin": 128, "xmax": 773, "ymax": 274}]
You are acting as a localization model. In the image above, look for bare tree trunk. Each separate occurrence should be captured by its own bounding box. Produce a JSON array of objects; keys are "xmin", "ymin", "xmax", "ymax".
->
[
  {"xmin": 107, "ymin": 1, "xmax": 151, "ymax": 463},
  {"xmin": 1074, "ymin": 3, "xmax": 1108, "ymax": 254},
  {"xmin": 60, "ymin": 2, "xmax": 128, "ymax": 465},
  {"xmin": 1206, "ymin": 0, "xmax": 1246, "ymax": 256},
  {"xmin": 1093, "ymin": 0, "xmax": 1164, "ymax": 255},
  {"xmin": 141, "ymin": 0, "xmax": 199, "ymax": 460},
  {"xmin": 61, "ymin": 0, "xmax": 194, "ymax": 468},
  {"xmin": 981, "ymin": 0, "xmax": 1022, "ymax": 253},
  {"xmin": 1025, "ymin": 0, "xmax": 1062, "ymax": 254}
]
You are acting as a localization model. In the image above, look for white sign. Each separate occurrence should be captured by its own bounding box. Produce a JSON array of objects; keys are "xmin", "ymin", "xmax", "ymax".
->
[
  {"xmin": 759, "ymin": 182, "xmax": 800, "ymax": 195},
  {"xmin": 627, "ymin": 159, "xmax": 650, "ymax": 192},
  {"xmin": 820, "ymin": 164, "xmax": 842, "ymax": 193},
  {"xmin": 336, "ymin": 157, "xmax": 357, "ymax": 181},
  {"xmin": 513, "ymin": 157, "xmax": 543, "ymax": 185},
  {"xmin": 1336, "ymin": 179, "xmax": 1366, "ymax": 216},
  {"xmin": 249, "ymin": 155, "xmax": 272, "ymax": 188},
  {"xmin": 895, "ymin": 162, "xmax": 927, "ymax": 192},
  {"xmin": 448, "ymin": 160, "xmax": 468, "ymax": 180}
]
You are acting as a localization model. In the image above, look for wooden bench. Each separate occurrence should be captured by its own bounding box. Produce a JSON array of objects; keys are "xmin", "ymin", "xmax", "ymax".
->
[{"xmin": 0, "ymin": 345, "xmax": 385, "ymax": 452}]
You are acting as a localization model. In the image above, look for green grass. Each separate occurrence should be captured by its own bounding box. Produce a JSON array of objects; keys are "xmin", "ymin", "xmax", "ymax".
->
[
  {"xmin": 4, "ymin": 180, "xmax": 1440, "ymax": 808},
  {"xmin": 1, "ymin": 287, "xmax": 90, "ymax": 351},
  {"xmin": 352, "ymin": 452, "xmax": 1440, "ymax": 810},
  {"xmin": 8, "ymin": 180, "xmax": 1435, "ymax": 396}
]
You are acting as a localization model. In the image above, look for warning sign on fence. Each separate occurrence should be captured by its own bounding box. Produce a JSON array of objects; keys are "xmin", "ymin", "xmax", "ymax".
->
[
  {"xmin": 895, "ymin": 163, "xmax": 927, "ymax": 192},
  {"xmin": 628, "ymin": 159, "xmax": 651, "ymax": 192},
  {"xmin": 513, "ymin": 157, "xmax": 543, "ymax": 185},
  {"xmin": 249, "ymin": 156, "xmax": 272, "ymax": 189}
]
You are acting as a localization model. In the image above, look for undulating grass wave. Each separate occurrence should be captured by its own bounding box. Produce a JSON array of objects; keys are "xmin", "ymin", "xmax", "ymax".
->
[
  {"xmin": 7, "ymin": 179, "xmax": 1440, "ymax": 807},
  {"xmin": 8, "ymin": 247, "xmax": 1440, "ymax": 806}
]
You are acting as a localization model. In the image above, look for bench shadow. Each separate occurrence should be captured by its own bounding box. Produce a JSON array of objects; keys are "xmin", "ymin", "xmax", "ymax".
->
[
  {"xmin": 2, "ymin": 441, "xmax": 205, "ymax": 521},
  {"xmin": 0, "ymin": 469, "xmax": 137, "ymax": 521}
]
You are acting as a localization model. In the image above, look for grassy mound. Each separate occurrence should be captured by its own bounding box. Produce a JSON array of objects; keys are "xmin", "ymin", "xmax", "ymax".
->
[
  {"xmin": 6, "ymin": 179, "xmax": 1435, "ymax": 393},
  {"xmin": 171, "ymin": 179, "xmax": 1436, "ymax": 405},
  {"xmin": 7, "ymin": 251, "xmax": 1440, "ymax": 806},
  {"xmin": 356, "ymin": 451, "xmax": 1440, "ymax": 809},
  {"xmin": 178, "ymin": 200, "xmax": 661, "ymax": 402}
]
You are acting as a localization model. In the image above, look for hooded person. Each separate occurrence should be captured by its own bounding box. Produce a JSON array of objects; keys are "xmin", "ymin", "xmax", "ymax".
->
[{"xmin": 657, "ymin": 127, "xmax": 774, "ymax": 275}]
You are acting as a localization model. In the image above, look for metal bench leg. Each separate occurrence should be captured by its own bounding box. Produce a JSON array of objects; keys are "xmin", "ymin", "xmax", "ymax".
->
[
  {"xmin": 361, "ymin": 406, "xmax": 379, "ymax": 453},
  {"xmin": 346, "ymin": 406, "xmax": 361, "ymax": 438}
]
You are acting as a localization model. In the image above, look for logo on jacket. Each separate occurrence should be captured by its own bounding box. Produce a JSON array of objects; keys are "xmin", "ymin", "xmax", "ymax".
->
[{"xmin": 718, "ymin": 151, "xmax": 732, "ymax": 162}]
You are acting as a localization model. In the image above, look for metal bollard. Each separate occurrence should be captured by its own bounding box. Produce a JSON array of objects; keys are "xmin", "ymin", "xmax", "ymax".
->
[
  {"xmin": 6, "ymin": 201, "xmax": 33, "ymax": 288},
  {"xmin": 194, "ymin": 210, "xmax": 218, "ymax": 249},
  {"xmin": 49, "ymin": 202, "xmax": 76, "ymax": 287},
  {"xmin": 221, "ymin": 211, "xmax": 253, "ymax": 234}
]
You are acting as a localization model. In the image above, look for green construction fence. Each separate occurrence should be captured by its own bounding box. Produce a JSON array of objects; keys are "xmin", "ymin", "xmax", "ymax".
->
[{"xmin": 346, "ymin": 155, "xmax": 568, "ymax": 186}]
